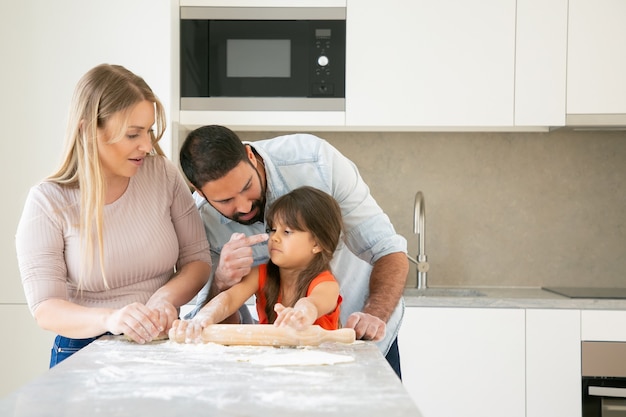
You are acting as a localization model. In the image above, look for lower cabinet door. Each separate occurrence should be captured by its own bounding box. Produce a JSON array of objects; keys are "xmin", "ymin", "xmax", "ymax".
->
[
  {"xmin": 526, "ymin": 309, "xmax": 581, "ymax": 417},
  {"xmin": 399, "ymin": 307, "xmax": 525, "ymax": 417}
]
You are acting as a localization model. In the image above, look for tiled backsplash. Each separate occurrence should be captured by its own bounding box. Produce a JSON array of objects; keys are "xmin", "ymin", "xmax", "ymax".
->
[{"xmin": 237, "ymin": 129, "xmax": 626, "ymax": 289}]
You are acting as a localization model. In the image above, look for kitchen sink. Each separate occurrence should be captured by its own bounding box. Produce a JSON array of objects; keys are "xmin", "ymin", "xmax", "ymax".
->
[{"xmin": 403, "ymin": 288, "xmax": 485, "ymax": 298}]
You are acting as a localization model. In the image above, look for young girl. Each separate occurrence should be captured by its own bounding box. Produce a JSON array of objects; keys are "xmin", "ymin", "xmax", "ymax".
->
[{"xmin": 170, "ymin": 186, "xmax": 344, "ymax": 342}]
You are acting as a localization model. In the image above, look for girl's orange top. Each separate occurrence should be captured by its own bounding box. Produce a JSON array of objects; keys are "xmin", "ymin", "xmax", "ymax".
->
[{"xmin": 255, "ymin": 263, "xmax": 342, "ymax": 330}]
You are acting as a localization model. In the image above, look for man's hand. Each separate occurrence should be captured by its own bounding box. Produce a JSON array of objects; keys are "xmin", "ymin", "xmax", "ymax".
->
[
  {"xmin": 345, "ymin": 252, "xmax": 407, "ymax": 343},
  {"xmin": 214, "ymin": 232, "xmax": 268, "ymax": 290},
  {"xmin": 345, "ymin": 312, "xmax": 386, "ymax": 342}
]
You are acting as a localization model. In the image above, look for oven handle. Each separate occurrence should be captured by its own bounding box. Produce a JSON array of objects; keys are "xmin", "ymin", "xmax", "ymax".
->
[{"xmin": 589, "ymin": 386, "xmax": 626, "ymax": 398}]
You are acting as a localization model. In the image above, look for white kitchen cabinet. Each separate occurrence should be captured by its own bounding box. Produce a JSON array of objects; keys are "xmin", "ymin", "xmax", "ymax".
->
[
  {"xmin": 514, "ymin": 0, "xmax": 567, "ymax": 126},
  {"xmin": 180, "ymin": 0, "xmax": 345, "ymax": 6},
  {"xmin": 567, "ymin": 0, "xmax": 626, "ymax": 122},
  {"xmin": 581, "ymin": 310, "xmax": 626, "ymax": 342},
  {"xmin": 526, "ymin": 309, "xmax": 581, "ymax": 417},
  {"xmin": 398, "ymin": 307, "xmax": 525, "ymax": 417},
  {"xmin": 346, "ymin": 0, "xmax": 516, "ymax": 128}
]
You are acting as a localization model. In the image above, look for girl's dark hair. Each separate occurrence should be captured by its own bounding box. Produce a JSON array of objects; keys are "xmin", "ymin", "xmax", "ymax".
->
[
  {"xmin": 263, "ymin": 186, "xmax": 343, "ymax": 323},
  {"xmin": 179, "ymin": 125, "xmax": 248, "ymax": 189}
]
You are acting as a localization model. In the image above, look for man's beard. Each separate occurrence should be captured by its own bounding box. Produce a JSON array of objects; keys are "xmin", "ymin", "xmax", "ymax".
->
[{"xmin": 231, "ymin": 198, "xmax": 265, "ymax": 225}]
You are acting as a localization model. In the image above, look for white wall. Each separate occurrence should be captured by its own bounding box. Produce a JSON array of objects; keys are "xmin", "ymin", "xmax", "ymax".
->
[{"xmin": 0, "ymin": 0, "xmax": 174, "ymax": 396}]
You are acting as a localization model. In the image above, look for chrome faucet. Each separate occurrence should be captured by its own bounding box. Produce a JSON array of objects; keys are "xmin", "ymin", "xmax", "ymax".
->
[{"xmin": 411, "ymin": 191, "xmax": 429, "ymax": 289}]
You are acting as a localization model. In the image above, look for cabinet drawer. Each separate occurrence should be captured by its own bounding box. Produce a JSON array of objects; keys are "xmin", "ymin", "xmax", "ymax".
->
[{"xmin": 581, "ymin": 310, "xmax": 626, "ymax": 341}]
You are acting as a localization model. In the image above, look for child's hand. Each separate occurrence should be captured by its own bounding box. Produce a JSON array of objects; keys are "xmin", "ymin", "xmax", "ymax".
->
[
  {"xmin": 273, "ymin": 300, "xmax": 316, "ymax": 331},
  {"xmin": 168, "ymin": 318, "xmax": 206, "ymax": 343}
]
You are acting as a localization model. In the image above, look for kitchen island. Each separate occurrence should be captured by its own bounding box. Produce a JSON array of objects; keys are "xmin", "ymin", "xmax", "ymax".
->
[{"xmin": 0, "ymin": 336, "xmax": 421, "ymax": 417}]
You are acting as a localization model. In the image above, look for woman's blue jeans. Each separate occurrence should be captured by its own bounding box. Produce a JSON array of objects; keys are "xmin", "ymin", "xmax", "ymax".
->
[{"xmin": 50, "ymin": 335, "xmax": 104, "ymax": 368}]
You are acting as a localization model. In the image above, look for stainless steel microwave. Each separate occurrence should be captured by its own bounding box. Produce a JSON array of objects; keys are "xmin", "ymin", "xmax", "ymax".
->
[{"xmin": 180, "ymin": 7, "xmax": 346, "ymax": 111}]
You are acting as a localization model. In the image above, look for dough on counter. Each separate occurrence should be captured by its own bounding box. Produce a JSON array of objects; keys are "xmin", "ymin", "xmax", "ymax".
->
[
  {"xmin": 241, "ymin": 349, "xmax": 354, "ymax": 366},
  {"xmin": 152, "ymin": 333, "xmax": 170, "ymax": 341},
  {"xmin": 124, "ymin": 332, "xmax": 169, "ymax": 343}
]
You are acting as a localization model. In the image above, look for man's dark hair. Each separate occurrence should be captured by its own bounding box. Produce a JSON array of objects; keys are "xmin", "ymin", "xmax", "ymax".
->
[{"xmin": 179, "ymin": 125, "xmax": 249, "ymax": 188}]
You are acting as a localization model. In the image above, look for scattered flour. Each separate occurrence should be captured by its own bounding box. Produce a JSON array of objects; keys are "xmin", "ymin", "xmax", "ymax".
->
[{"xmin": 241, "ymin": 350, "xmax": 354, "ymax": 366}]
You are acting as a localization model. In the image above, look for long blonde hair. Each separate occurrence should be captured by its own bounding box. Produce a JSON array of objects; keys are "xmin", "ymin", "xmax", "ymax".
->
[{"xmin": 47, "ymin": 64, "xmax": 166, "ymax": 288}]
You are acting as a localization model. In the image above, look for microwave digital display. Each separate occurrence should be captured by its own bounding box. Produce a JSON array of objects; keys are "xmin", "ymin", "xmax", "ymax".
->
[{"xmin": 316, "ymin": 29, "xmax": 332, "ymax": 38}]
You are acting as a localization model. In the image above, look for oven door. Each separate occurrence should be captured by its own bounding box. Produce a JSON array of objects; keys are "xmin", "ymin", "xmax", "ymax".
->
[
  {"xmin": 583, "ymin": 377, "xmax": 626, "ymax": 417},
  {"xmin": 583, "ymin": 342, "xmax": 626, "ymax": 417},
  {"xmin": 182, "ymin": 19, "xmax": 308, "ymax": 98},
  {"xmin": 208, "ymin": 20, "xmax": 311, "ymax": 97}
]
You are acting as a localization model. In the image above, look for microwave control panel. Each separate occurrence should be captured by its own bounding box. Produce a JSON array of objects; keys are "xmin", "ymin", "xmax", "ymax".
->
[{"xmin": 313, "ymin": 28, "xmax": 334, "ymax": 95}]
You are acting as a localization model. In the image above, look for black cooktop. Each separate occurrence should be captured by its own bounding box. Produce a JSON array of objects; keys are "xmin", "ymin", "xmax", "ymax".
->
[{"xmin": 543, "ymin": 286, "xmax": 626, "ymax": 299}]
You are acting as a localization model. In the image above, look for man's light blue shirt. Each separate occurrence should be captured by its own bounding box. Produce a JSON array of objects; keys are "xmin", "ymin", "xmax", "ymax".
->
[{"xmin": 191, "ymin": 133, "xmax": 407, "ymax": 355}]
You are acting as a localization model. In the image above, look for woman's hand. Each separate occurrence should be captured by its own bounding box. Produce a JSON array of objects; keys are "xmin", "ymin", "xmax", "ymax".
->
[
  {"xmin": 106, "ymin": 302, "xmax": 163, "ymax": 344},
  {"xmin": 145, "ymin": 298, "xmax": 179, "ymax": 337}
]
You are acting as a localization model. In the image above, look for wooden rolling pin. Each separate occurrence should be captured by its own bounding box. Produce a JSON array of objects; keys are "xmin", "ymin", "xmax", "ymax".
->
[{"xmin": 169, "ymin": 324, "xmax": 356, "ymax": 347}]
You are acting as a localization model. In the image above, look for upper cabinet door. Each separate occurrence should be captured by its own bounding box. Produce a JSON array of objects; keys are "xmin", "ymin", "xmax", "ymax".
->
[
  {"xmin": 567, "ymin": 0, "xmax": 626, "ymax": 118},
  {"xmin": 345, "ymin": 0, "xmax": 516, "ymax": 128},
  {"xmin": 515, "ymin": 0, "xmax": 567, "ymax": 127}
]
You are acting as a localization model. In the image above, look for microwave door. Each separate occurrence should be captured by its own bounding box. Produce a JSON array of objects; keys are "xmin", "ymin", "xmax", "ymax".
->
[{"xmin": 209, "ymin": 20, "xmax": 308, "ymax": 97}]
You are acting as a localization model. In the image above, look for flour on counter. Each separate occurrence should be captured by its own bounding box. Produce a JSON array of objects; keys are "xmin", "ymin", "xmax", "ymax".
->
[
  {"xmin": 57, "ymin": 337, "xmax": 409, "ymax": 415},
  {"xmin": 164, "ymin": 340, "xmax": 354, "ymax": 366},
  {"xmin": 241, "ymin": 349, "xmax": 354, "ymax": 366}
]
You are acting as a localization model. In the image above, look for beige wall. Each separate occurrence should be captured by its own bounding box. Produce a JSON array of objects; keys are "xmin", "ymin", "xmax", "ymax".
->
[{"xmin": 238, "ymin": 129, "xmax": 626, "ymax": 289}]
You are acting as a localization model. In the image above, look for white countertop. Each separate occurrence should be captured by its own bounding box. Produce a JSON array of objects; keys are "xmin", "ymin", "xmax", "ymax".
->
[
  {"xmin": 0, "ymin": 336, "xmax": 421, "ymax": 417},
  {"xmin": 403, "ymin": 286, "xmax": 626, "ymax": 310}
]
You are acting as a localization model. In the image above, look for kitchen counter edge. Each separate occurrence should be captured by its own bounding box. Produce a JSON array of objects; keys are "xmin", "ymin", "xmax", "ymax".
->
[{"xmin": 402, "ymin": 287, "xmax": 626, "ymax": 310}]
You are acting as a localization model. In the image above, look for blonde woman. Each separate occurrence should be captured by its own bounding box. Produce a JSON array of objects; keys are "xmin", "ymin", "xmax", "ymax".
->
[{"xmin": 15, "ymin": 64, "xmax": 211, "ymax": 367}]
